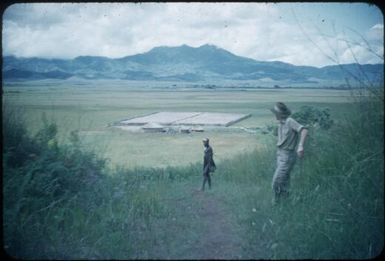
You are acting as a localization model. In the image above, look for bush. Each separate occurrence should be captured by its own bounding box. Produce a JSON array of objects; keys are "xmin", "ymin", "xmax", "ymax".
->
[
  {"xmin": 292, "ymin": 105, "xmax": 334, "ymax": 130},
  {"xmin": 2, "ymin": 108, "xmax": 41, "ymax": 168},
  {"xmin": 3, "ymin": 111, "xmax": 108, "ymax": 258},
  {"xmin": 3, "ymin": 110, "xmax": 183, "ymax": 259}
]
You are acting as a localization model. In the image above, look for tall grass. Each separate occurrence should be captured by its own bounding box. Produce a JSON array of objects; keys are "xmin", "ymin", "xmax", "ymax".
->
[
  {"xmin": 216, "ymin": 92, "xmax": 384, "ymax": 259},
  {"xmin": 3, "ymin": 107, "xmax": 200, "ymax": 258}
]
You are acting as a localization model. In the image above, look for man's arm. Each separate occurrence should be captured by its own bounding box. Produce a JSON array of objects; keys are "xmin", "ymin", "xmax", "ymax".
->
[{"xmin": 297, "ymin": 128, "xmax": 308, "ymax": 158}]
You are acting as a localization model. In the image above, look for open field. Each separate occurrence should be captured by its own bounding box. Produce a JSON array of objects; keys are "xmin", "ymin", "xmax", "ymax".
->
[{"xmin": 3, "ymin": 82, "xmax": 355, "ymax": 169}]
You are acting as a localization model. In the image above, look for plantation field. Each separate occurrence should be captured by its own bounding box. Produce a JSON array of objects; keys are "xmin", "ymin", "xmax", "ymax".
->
[{"xmin": 3, "ymin": 82, "xmax": 354, "ymax": 169}]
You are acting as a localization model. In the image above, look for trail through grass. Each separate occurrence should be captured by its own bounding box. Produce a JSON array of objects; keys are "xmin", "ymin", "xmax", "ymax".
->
[{"xmin": 146, "ymin": 176, "xmax": 248, "ymax": 259}]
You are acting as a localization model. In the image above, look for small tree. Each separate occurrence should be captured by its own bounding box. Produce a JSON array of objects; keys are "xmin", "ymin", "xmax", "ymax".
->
[{"xmin": 292, "ymin": 106, "xmax": 334, "ymax": 130}]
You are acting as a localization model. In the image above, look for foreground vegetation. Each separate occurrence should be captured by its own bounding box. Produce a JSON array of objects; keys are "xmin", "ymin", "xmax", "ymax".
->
[
  {"xmin": 219, "ymin": 96, "xmax": 384, "ymax": 258},
  {"xmin": 3, "ymin": 89, "xmax": 383, "ymax": 259}
]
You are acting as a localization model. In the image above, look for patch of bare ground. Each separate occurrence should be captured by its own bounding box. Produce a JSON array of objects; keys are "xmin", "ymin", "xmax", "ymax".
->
[{"xmin": 149, "ymin": 185, "xmax": 246, "ymax": 259}]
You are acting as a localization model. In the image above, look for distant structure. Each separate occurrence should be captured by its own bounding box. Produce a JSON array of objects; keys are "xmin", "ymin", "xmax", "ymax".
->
[
  {"xmin": 141, "ymin": 122, "xmax": 166, "ymax": 133},
  {"xmin": 115, "ymin": 112, "xmax": 251, "ymax": 133}
]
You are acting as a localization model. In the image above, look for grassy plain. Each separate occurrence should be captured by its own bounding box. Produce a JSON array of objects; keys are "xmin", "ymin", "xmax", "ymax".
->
[{"xmin": 3, "ymin": 82, "xmax": 353, "ymax": 169}]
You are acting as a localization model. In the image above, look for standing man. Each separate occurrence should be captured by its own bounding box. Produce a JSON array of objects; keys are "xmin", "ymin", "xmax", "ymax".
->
[
  {"xmin": 202, "ymin": 138, "xmax": 216, "ymax": 191},
  {"xmin": 270, "ymin": 102, "xmax": 308, "ymax": 204}
]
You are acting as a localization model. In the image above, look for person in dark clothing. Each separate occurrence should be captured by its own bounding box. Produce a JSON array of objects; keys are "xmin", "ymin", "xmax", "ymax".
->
[{"xmin": 201, "ymin": 138, "xmax": 216, "ymax": 191}]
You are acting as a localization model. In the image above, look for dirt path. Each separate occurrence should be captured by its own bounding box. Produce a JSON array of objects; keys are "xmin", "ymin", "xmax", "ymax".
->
[
  {"xmin": 150, "ymin": 184, "xmax": 246, "ymax": 259},
  {"xmin": 186, "ymin": 189, "xmax": 245, "ymax": 259}
]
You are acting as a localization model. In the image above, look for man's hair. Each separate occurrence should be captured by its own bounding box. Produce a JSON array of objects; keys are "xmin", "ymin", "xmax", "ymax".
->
[{"xmin": 274, "ymin": 102, "xmax": 291, "ymax": 117}]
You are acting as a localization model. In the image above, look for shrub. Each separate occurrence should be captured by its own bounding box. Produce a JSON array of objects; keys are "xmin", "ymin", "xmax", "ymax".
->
[
  {"xmin": 292, "ymin": 105, "xmax": 334, "ymax": 130},
  {"xmin": 3, "ymin": 111, "xmax": 107, "ymax": 258}
]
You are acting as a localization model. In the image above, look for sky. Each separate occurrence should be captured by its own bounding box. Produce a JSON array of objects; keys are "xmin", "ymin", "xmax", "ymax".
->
[{"xmin": 2, "ymin": 2, "xmax": 384, "ymax": 67}]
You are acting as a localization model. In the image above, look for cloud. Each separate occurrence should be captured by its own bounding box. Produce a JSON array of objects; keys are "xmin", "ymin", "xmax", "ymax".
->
[
  {"xmin": 2, "ymin": 3, "xmax": 383, "ymax": 67},
  {"xmin": 3, "ymin": 3, "xmax": 87, "ymax": 30},
  {"xmin": 331, "ymin": 24, "xmax": 384, "ymax": 65},
  {"xmin": 371, "ymin": 24, "xmax": 383, "ymax": 30}
]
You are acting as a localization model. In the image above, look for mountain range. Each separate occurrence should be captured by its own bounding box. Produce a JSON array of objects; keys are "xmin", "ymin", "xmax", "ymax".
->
[{"xmin": 2, "ymin": 44, "xmax": 383, "ymax": 87}]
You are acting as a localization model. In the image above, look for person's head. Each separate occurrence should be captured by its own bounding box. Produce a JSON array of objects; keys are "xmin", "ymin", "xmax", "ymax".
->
[
  {"xmin": 270, "ymin": 102, "xmax": 291, "ymax": 120},
  {"xmin": 202, "ymin": 138, "xmax": 209, "ymax": 147}
]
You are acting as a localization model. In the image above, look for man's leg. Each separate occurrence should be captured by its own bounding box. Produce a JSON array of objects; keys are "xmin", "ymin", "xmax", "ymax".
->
[
  {"xmin": 202, "ymin": 171, "xmax": 209, "ymax": 191},
  {"xmin": 207, "ymin": 173, "xmax": 211, "ymax": 189},
  {"xmin": 201, "ymin": 177, "xmax": 206, "ymax": 191},
  {"xmin": 272, "ymin": 150, "xmax": 296, "ymax": 204}
]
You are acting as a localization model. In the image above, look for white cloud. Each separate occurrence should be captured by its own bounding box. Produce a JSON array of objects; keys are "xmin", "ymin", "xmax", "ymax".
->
[
  {"xmin": 2, "ymin": 3, "xmax": 383, "ymax": 66},
  {"xmin": 371, "ymin": 24, "xmax": 383, "ymax": 30}
]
